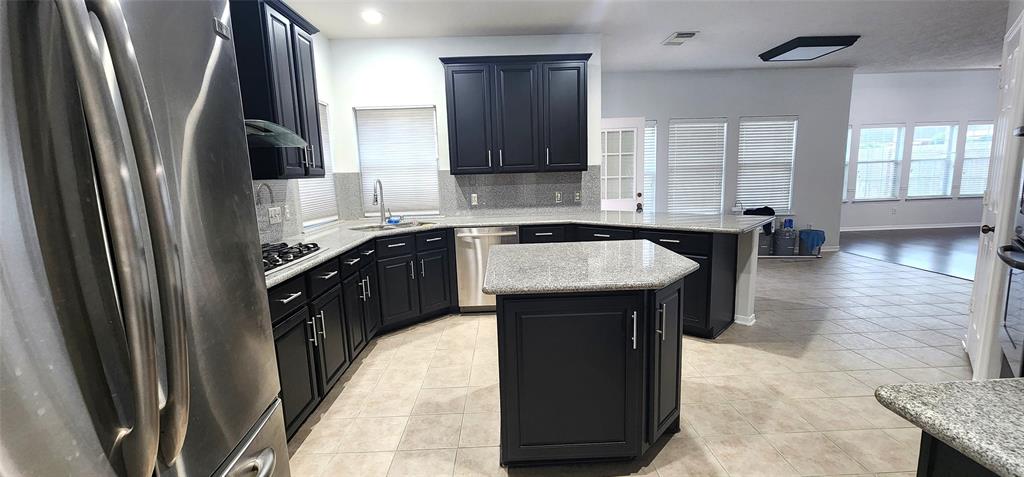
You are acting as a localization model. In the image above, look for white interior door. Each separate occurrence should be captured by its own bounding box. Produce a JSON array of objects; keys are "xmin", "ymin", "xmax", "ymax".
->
[
  {"xmin": 967, "ymin": 13, "xmax": 1024, "ymax": 379},
  {"xmin": 601, "ymin": 117, "xmax": 645, "ymax": 211}
]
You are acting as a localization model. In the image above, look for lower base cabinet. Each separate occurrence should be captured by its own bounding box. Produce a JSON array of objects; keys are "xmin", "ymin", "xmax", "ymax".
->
[
  {"xmin": 496, "ymin": 278, "xmax": 685, "ymax": 466},
  {"xmin": 341, "ymin": 273, "xmax": 368, "ymax": 358},
  {"xmin": 377, "ymin": 255, "xmax": 421, "ymax": 326},
  {"xmin": 273, "ymin": 308, "xmax": 320, "ymax": 438},
  {"xmin": 310, "ymin": 287, "xmax": 350, "ymax": 396}
]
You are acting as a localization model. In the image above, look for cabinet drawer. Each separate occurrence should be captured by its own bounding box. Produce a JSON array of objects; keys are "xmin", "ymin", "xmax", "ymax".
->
[
  {"xmin": 520, "ymin": 225, "xmax": 568, "ymax": 243},
  {"xmin": 377, "ymin": 234, "xmax": 414, "ymax": 259},
  {"xmin": 339, "ymin": 250, "xmax": 365, "ymax": 277},
  {"xmin": 307, "ymin": 258, "xmax": 341, "ymax": 299},
  {"xmin": 575, "ymin": 225, "xmax": 634, "ymax": 241},
  {"xmin": 637, "ymin": 230, "xmax": 712, "ymax": 256},
  {"xmin": 416, "ymin": 230, "xmax": 448, "ymax": 251},
  {"xmin": 268, "ymin": 276, "xmax": 308, "ymax": 324}
]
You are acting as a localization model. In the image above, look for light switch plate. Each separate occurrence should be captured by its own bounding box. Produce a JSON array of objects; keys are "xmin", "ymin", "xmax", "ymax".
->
[
  {"xmin": 555, "ymin": 191, "xmax": 562, "ymax": 203},
  {"xmin": 268, "ymin": 206, "xmax": 282, "ymax": 224},
  {"xmin": 471, "ymin": 193, "xmax": 478, "ymax": 206},
  {"xmin": 574, "ymin": 191, "xmax": 581, "ymax": 202}
]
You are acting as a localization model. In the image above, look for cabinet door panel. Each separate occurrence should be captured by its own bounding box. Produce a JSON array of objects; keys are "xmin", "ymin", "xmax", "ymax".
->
[
  {"xmin": 499, "ymin": 295, "xmax": 641, "ymax": 462},
  {"xmin": 342, "ymin": 273, "xmax": 368, "ymax": 358},
  {"xmin": 651, "ymin": 283, "xmax": 683, "ymax": 441},
  {"xmin": 494, "ymin": 63, "xmax": 540, "ymax": 172},
  {"xmin": 312, "ymin": 289, "xmax": 350, "ymax": 391},
  {"xmin": 682, "ymin": 255, "xmax": 710, "ymax": 331},
  {"xmin": 291, "ymin": 26, "xmax": 323, "ymax": 177},
  {"xmin": 541, "ymin": 61, "xmax": 586, "ymax": 171},
  {"xmin": 273, "ymin": 308, "xmax": 319, "ymax": 438},
  {"xmin": 446, "ymin": 64, "xmax": 494, "ymax": 174},
  {"xmin": 263, "ymin": 6, "xmax": 304, "ymax": 177},
  {"xmin": 377, "ymin": 255, "xmax": 420, "ymax": 325},
  {"xmin": 362, "ymin": 265, "xmax": 382, "ymax": 339},
  {"xmin": 417, "ymin": 249, "xmax": 452, "ymax": 315}
]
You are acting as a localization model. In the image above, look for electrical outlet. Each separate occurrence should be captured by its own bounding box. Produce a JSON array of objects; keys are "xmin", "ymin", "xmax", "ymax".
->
[
  {"xmin": 268, "ymin": 206, "xmax": 282, "ymax": 224},
  {"xmin": 891, "ymin": 207, "xmax": 897, "ymax": 215},
  {"xmin": 574, "ymin": 191, "xmax": 581, "ymax": 202},
  {"xmin": 284, "ymin": 205, "xmax": 293, "ymax": 220},
  {"xmin": 471, "ymin": 193, "xmax": 478, "ymax": 206},
  {"xmin": 555, "ymin": 191, "xmax": 562, "ymax": 203}
]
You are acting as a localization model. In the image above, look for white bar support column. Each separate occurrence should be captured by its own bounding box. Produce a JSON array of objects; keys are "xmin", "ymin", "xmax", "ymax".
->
[{"xmin": 734, "ymin": 229, "xmax": 759, "ymax": 326}]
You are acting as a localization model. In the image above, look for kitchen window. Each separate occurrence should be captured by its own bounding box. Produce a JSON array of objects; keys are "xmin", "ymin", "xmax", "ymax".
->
[
  {"xmin": 666, "ymin": 118, "xmax": 727, "ymax": 214},
  {"xmin": 355, "ymin": 106, "xmax": 440, "ymax": 216},
  {"xmin": 854, "ymin": 125, "xmax": 905, "ymax": 200},
  {"xmin": 907, "ymin": 123, "xmax": 958, "ymax": 197},
  {"xmin": 736, "ymin": 116, "xmax": 798, "ymax": 211},
  {"xmin": 643, "ymin": 120, "xmax": 657, "ymax": 212},
  {"xmin": 960, "ymin": 122, "xmax": 995, "ymax": 196},
  {"xmin": 299, "ymin": 102, "xmax": 339, "ymax": 227}
]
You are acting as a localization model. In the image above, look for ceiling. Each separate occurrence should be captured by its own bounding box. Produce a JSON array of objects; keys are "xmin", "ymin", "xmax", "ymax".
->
[{"xmin": 289, "ymin": 0, "xmax": 1009, "ymax": 73}]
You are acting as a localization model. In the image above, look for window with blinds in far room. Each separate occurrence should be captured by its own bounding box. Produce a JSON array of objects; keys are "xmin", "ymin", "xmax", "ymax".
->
[
  {"xmin": 355, "ymin": 107, "xmax": 440, "ymax": 216},
  {"xmin": 643, "ymin": 120, "xmax": 657, "ymax": 213},
  {"xmin": 960, "ymin": 122, "xmax": 995, "ymax": 196},
  {"xmin": 907, "ymin": 123, "xmax": 958, "ymax": 197},
  {"xmin": 855, "ymin": 126, "xmax": 905, "ymax": 200},
  {"xmin": 736, "ymin": 116, "xmax": 798, "ymax": 211},
  {"xmin": 666, "ymin": 118, "xmax": 727, "ymax": 214},
  {"xmin": 299, "ymin": 102, "xmax": 339, "ymax": 228}
]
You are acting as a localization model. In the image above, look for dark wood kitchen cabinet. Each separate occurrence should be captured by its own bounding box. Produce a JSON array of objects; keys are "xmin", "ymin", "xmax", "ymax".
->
[
  {"xmin": 230, "ymin": 0, "xmax": 323, "ymax": 179},
  {"xmin": 273, "ymin": 307, "xmax": 319, "ymax": 438},
  {"xmin": 442, "ymin": 54, "xmax": 590, "ymax": 175},
  {"xmin": 649, "ymin": 283, "xmax": 684, "ymax": 442},
  {"xmin": 341, "ymin": 273, "xmax": 368, "ymax": 358},
  {"xmin": 417, "ymin": 248, "xmax": 453, "ymax": 315},
  {"xmin": 309, "ymin": 287, "xmax": 350, "ymax": 393},
  {"xmin": 377, "ymin": 255, "xmax": 421, "ymax": 326}
]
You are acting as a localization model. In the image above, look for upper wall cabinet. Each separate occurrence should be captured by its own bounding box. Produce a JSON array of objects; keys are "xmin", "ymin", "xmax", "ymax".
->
[
  {"xmin": 231, "ymin": 0, "xmax": 324, "ymax": 180},
  {"xmin": 442, "ymin": 54, "xmax": 591, "ymax": 175}
]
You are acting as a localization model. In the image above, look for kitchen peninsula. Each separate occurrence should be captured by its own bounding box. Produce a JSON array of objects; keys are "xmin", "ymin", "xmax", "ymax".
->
[{"xmin": 482, "ymin": 240, "xmax": 699, "ymax": 465}]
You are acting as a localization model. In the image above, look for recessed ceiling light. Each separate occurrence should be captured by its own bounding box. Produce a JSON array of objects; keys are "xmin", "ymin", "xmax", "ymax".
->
[
  {"xmin": 361, "ymin": 8, "xmax": 383, "ymax": 25},
  {"xmin": 759, "ymin": 36, "xmax": 860, "ymax": 62},
  {"xmin": 662, "ymin": 31, "xmax": 698, "ymax": 46}
]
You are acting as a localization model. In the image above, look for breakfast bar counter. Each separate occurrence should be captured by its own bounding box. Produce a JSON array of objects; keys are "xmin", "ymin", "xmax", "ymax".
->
[{"xmin": 483, "ymin": 240, "xmax": 698, "ymax": 466}]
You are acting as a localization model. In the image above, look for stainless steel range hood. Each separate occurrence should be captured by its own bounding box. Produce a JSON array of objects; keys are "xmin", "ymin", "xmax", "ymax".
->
[{"xmin": 244, "ymin": 119, "xmax": 307, "ymax": 148}]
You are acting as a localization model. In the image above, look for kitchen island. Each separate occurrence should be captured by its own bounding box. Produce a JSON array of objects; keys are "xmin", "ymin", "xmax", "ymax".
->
[{"xmin": 482, "ymin": 240, "xmax": 699, "ymax": 466}]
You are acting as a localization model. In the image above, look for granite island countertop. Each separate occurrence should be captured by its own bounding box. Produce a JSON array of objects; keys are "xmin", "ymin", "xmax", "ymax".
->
[
  {"xmin": 481, "ymin": 239, "xmax": 699, "ymax": 295},
  {"xmin": 875, "ymin": 378, "xmax": 1024, "ymax": 477},
  {"xmin": 265, "ymin": 211, "xmax": 770, "ymax": 288}
]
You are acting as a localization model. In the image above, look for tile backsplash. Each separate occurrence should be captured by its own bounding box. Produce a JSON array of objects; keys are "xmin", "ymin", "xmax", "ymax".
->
[{"xmin": 252, "ymin": 179, "xmax": 302, "ymax": 244}]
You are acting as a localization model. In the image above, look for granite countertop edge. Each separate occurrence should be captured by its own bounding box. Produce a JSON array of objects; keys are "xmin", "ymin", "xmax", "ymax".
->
[
  {"xmin": 875, "ymin": 381, "xmax": 1023, "ymax": 477},
  {"xmin": 265, "ymin": 215, "xmax": 770, "ymax": 288}
]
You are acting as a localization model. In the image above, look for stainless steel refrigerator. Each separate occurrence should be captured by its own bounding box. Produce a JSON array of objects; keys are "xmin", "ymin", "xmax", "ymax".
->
[{"xmin": 2, "ymin": 1, "xmax": 290, "ymax": 476}]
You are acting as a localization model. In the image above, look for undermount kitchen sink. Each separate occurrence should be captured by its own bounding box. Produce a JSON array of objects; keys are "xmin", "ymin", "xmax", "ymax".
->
[{"xmin": 349, "ymin": 221, "xmax": 433, "ymax": 232}]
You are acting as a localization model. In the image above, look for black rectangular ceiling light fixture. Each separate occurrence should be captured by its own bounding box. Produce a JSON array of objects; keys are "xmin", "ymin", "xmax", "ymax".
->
[{"xmin": 759, "ymin": 35, "xmax": 860, "ymax": 62}]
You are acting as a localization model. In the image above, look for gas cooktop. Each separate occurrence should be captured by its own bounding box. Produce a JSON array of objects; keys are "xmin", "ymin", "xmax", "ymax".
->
[{"xmin": 262, "ymin": 242, "xmax": 322, "ymax": 274}]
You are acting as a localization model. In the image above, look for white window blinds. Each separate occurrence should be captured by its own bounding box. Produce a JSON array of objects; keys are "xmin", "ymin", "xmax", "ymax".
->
[
  {"xmin": 666, "ymin": 118, "xmax": 726, "ymax": 214},
  {"xmin": 299, "ymin": 102, "xmax": 338, "ymax": 227},
  {"xmin": 960, "ymin": 123, "xmax": 994, "ymax": 196},
  {"xmin": 643, "ymin": 120, "xmax": 657, "ymax": 213},
  {"xmin": 907, "ymin": 124, "xmax": 958, "ymax": 197},
  {"xmin": 855, "ymin": 126, "xmax": 905, "ymax": 200},
  {"xmin": 736, "ymin": 117, "xmax": 797, "ymax": 211},
  {"xmin": 355, "ymin": 107, "xmax": 440, "ymax": 216}
]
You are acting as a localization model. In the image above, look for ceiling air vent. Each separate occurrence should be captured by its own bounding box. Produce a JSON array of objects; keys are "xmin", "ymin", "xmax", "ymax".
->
[{"xmin": 662, "ymin": 32, "xmax": 697, "ymax": 46}]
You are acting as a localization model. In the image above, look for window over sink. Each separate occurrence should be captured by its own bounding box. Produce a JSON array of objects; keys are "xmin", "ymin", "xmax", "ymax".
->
[{"xmin": 355, "ymin": 107, "xmax": 440, "ymax": 216}]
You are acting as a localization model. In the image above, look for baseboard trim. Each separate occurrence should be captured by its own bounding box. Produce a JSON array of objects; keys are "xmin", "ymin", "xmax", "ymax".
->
[
  {"xmin": 821, "ymin": 245, "xmax": 840, "ymax": 252},
  {"xmin": 840, "ymin": 223, "xmax": 979, "ymax": 232},
  {"xmin": 734, "ymin": 313, "xmax": 756, "ymax": 326}
]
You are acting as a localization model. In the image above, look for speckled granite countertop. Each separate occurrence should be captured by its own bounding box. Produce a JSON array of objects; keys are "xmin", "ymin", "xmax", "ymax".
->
[
  {"xmin": 875, "ymin": 378, "xmax": 1024, "ymax": 477},
  {"xmin": 264, "ymin": 212, "xmax": 769, "ymax": 288},
  {"xmin": 481, "ymin": 240, "xmax": 699, "ymax": 295}
]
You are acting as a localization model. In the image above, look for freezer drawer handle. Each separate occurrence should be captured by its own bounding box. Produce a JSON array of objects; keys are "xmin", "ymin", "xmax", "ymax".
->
[
  {"xmin": 425, "ymin": 237, "xmax": 443, "ymax": 242},
  {"xmin": 658, "ymin": 238, "xmax": 681, "ymax": 244},
  {"xmin": 319, "ymin": 270, "xmax": 339, "ymax": 280},
  {"xmin": 387, "ymin": 242, "xmax": 407, "ymax": 248},
  {"xmin": 235, "ymin": 447, "xmax": 276, "ymax": 477},
  {"xmin": 278, "ymin": 292, "xmax": 302, "ymax": 304}
]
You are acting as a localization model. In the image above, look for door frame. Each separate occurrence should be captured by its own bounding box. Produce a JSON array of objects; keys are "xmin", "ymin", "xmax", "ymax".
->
[
  {"xmin": 601, "ymin": 117, "xmax": 646, "ymax": 211},
  {"xmin": 967, "ymin": 10, "xmax": 1024, "ymax": 379}
]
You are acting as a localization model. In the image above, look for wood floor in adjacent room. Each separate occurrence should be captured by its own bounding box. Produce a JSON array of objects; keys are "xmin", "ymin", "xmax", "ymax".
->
[
  {"xmin": 288, "ymin": 253, "xmax": 971, "ymax": 477},
  {"xmin": 840, "ymin": 227, "xmax": 980, "ymax": 280}
]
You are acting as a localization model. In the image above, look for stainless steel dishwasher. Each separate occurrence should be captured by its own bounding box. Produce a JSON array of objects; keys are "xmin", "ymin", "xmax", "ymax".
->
[{"xmin": 455, "ymin": 226, "xmax": 519, "ymax": 311}]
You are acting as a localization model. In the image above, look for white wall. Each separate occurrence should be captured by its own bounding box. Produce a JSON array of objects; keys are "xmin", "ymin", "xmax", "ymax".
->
[
  {"xmin": 841, "ymin": 70, "xmax": 1000, "ymax": 230},
  {"xmin": 324, "ymin": 34, "xmax": 601, "ymax": 173},
  {"xmin": 603, "ymin": 68, "xmax": 855, "ymax": 248}
]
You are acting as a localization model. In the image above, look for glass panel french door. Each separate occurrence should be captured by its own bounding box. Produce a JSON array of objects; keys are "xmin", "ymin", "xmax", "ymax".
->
[{"xmin": 601, "ymin": 118, "xmax": 645, "ymax": 211}]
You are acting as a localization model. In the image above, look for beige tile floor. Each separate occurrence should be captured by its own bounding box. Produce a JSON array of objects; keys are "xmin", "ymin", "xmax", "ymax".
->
[{"xmin": 291, "ymin": 252, "xmax": 973, "ymax": 476}]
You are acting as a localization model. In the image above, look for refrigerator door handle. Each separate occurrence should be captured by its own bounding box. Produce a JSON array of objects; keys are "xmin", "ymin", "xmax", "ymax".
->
[
  {"xmin": 86, "ymin": 0, "xmax": 190, "ymax": 465},
  {"xmin": 56, "ymin": 1, "xmax": 161, "ymax": 475}
]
